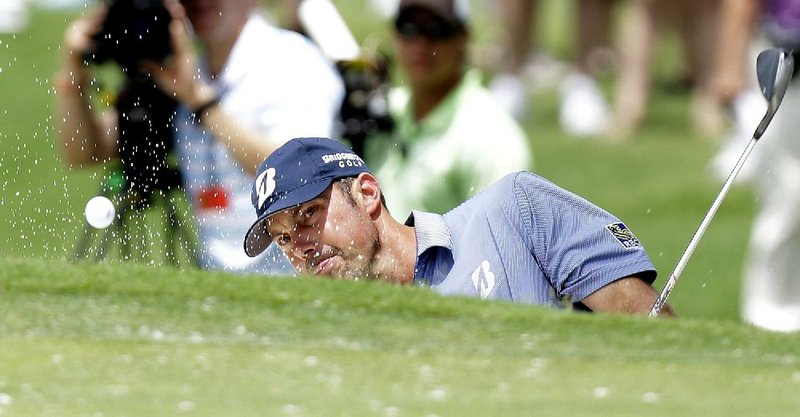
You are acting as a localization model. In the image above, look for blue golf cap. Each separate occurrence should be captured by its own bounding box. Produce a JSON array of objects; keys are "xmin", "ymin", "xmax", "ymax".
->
[{"xmin": 243, "ymin": 137, "xmax": 370, "ymax": 257}]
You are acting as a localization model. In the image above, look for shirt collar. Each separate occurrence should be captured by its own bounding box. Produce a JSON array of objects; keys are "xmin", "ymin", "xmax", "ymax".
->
[{"xmin": 405, "ymin": 210, "xmax": 454, "ymax": 255}]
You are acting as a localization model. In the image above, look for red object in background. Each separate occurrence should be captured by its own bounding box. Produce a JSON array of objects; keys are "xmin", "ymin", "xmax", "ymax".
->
[{"xmin": 198, "ymin": 185, "xmax": 229, "ymax": 210}]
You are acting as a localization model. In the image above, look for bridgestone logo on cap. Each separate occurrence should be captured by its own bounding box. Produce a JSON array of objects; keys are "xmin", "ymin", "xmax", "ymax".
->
[
  {"xmin": 321, "ymin": 153, "xmax": 363, "ymax": 164},
  {"xmin": 256, "ymin": 167, "xmax": 277, "ymax": 210}
]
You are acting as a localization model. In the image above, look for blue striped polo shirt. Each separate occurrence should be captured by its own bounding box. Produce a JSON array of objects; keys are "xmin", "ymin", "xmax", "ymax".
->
[{"xmin": 407, "ymin": 172, "xmax": 657, "ymax": 308}]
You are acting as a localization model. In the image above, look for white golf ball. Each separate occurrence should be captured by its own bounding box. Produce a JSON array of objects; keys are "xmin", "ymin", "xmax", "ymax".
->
[{"xmin": 84, "ymin": 196, "xmax": 116, "ymax": 229}]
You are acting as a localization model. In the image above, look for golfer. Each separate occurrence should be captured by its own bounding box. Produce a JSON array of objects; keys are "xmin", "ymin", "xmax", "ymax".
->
[{"xmin": 243, "ymin": 137, "xmax": 674, "ymax": 315}]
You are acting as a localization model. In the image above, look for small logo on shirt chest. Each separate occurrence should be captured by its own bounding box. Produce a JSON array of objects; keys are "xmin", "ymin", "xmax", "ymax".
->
[{"xmin": 471, "ymin": 260, "xmax": 496, "ymax": 299}]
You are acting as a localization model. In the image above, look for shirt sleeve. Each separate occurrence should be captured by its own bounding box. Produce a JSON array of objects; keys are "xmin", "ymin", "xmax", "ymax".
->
[{"xmin": 513, "ymin": 172, "xmax": 657, "ymax": 302}]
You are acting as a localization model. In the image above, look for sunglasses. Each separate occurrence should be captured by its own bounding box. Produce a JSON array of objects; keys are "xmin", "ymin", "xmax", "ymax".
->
[{"xmin": 394, "ymin": 18, "xmax": 464, "ymax": 42}]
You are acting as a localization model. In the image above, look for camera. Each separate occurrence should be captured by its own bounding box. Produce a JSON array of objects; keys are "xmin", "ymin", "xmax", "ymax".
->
[
  {"xmin": 337, "ymin": 53, "xmax": 395, "ymax": 157},
  {"xmin": 83, "ymin": 0, "xmax": 173, "ymax": 71},
  {"xmin": 82, "ymin": 0, "xmax": 180, "ymax": 202}
]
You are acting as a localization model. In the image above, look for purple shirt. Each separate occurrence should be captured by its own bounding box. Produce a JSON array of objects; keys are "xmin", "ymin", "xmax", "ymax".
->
[{"xmin": 764, "ymin": 0, "xmax": 800, "ymax": 48}]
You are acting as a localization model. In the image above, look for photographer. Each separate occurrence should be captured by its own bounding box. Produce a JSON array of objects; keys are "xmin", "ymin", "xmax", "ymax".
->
[{"xmin": 54, "ymin": 0, "xmax": 344, "ymax": 274}]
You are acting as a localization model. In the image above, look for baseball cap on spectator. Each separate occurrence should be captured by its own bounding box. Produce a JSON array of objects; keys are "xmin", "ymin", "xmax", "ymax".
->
[
  {"xmin": 243, "ymin": 137, "xmax": 370, "ymax": 257},
  {"xmin": 395, "ymin": 0, "xmax": 470, "ymax": 30}
]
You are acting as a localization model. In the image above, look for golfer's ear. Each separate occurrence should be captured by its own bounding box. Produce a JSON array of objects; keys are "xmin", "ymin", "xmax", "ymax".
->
[{"xmin": 355, "ymin": 172, "xmax": 382, "ymax": 216}]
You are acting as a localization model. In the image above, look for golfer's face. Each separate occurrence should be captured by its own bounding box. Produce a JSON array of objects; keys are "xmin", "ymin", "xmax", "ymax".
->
[{"xmin": 266, "ymin": 183, "xmax": 379, "ymax": 279}]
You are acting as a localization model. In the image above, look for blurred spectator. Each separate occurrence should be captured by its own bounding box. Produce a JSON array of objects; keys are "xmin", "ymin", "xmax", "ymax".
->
[
  {"xmin": 729, "ymin": 0, "xmax": 800, "ymax": 332},
  {"xmin": 487, "ymin": 0, "xmax": 733, "ymax": 140},
  {"xmin": 363, "ymin": 0, "xmax": 532, "ymax": 219},
  {"xmin": 488, "ymin": 0, "xmax": 614, "ymax": 137},
  {"xmin": 707, "ymin": 0, "xmax": 764, "ymax": 183},
  {"xmin": 53, "ymin": 0, "xmax": 344, "ymax": 273},
  {"xmin": 0, "ymin": 0, "xmax": 29, "ymax": 33},
  {"xmin": 612, "ymin": 0, "xmax": 726, "ymax": 140}
]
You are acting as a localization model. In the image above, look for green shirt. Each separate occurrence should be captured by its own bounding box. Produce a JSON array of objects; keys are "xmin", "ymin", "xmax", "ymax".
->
[{"xmin": 365, "ymin": 69, "xmax": 532, "ymax": 218}]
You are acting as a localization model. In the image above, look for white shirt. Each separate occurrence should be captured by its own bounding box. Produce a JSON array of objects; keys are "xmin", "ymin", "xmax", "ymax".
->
[{"xmin": 174, "ymin": 14, "xmax": 344, "ymax": 274}]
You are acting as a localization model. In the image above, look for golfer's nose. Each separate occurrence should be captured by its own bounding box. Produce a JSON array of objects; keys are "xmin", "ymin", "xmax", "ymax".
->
[
  {"xmin": 290, "ymin": 229, "xmax": 318, "ymax": 261},
  {"xmin": 292, "ymin": 244, "xmax": 317, "ymax": 261}
]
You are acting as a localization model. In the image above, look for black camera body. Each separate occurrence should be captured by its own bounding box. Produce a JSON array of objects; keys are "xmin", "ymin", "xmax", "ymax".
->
[
  {"xmin": 84, "ymin": 0, "xmax": 180, "ymax": 203},
  {"xmin": 84, "ymin": 0, "xmax": 173, "ymax": 71},
  {"xmin": 337, "ymin": 54, "xmax": 395, "ymax": 157}
]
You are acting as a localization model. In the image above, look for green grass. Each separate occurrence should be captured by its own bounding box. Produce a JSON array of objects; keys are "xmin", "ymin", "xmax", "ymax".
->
[
  {"xmin": 2, "ymin": 257, "xmax": 799, "ymax": 416},
  {"xmin": 0, "ymin": 3, "xmax": 787, "ymax": 415}
]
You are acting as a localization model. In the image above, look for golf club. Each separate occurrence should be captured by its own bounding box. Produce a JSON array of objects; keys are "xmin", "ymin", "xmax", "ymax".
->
[{"xmin": 649, "ymin": 48, "xmax": 795, "ymax": 317}]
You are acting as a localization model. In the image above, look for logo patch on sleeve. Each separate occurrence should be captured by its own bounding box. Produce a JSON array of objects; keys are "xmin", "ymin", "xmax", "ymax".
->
[{"xmin": 605, "ymin": 222, "xmax": 642, "ymax": 249}]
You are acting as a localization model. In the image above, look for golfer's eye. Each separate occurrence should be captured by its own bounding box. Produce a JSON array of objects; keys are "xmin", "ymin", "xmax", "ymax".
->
[
  {"xmin": 302, "ymin": 206, "xmax": 317, "ymax": 219},
  {"xmin": 273, "ymin": 233, "xmax": 290, "ymax": 247}
]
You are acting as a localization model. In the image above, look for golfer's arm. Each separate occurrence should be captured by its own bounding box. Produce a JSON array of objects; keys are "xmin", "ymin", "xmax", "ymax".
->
[
  {"xmin": 581, "ymin": 276, "xmax": 676, "ymax": 316},
  {"xmin": 53, "ymin": 69, "xmax": 118, "ymax": 167}
]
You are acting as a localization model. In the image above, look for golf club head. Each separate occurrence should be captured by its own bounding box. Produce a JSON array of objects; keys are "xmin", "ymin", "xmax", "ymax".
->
[{"xmin": 754, "ymin": 48, "xmax": 795, "ymax": 139}]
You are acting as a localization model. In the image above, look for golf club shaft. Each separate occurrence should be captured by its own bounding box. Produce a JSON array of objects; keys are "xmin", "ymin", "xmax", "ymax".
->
[{"xmin": 649, "ymin": 137, "xmax": 759, "ymax": 317}]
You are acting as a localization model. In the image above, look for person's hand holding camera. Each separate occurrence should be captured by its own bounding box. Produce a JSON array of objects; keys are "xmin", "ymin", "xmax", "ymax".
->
[
  {"xmin": 144, "ymin": 0, "xmax": 217, "ymax": 116},
  {"xmin": 54, "ymin": 4, "xmax": 119, "ymax": 168},
  {"xmin": 55, "ymin": 6, "xmax": 106, "ymax": 94}
]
